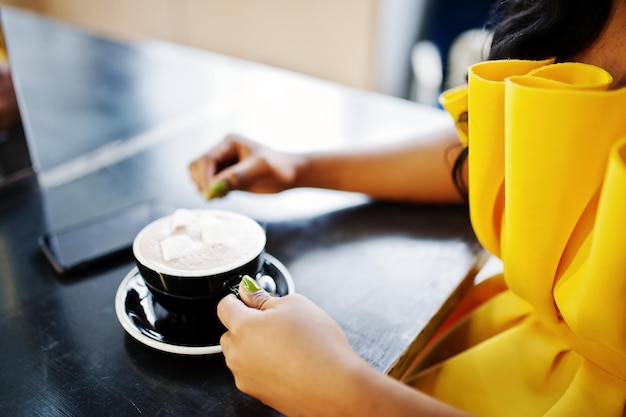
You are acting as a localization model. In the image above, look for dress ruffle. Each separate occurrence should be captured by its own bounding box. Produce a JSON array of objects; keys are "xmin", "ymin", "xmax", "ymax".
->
[{"xmin": 407, "ymin": 60, "xmax": 626, "ymax": 416}]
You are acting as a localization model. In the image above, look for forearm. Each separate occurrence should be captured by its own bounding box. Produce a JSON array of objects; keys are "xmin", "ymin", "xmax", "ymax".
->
[
  {"xmin": 293, "ymin": 126, "xmax": 466, "ymax": 204},
  {"xmin": 300, "ymin": 355, "xmax": 473, "ymax": 417}
]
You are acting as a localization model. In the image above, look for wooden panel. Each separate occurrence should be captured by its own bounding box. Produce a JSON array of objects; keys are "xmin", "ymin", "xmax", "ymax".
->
[
  {"xmin": 1, "ymin": 0, "xmax": 378, "ymax": 90},
  {"xmin": 181, "ymin": 0, "xmax": 377, "ymax": 89}
]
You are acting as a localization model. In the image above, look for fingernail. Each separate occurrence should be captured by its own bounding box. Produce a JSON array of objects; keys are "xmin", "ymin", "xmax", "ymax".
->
[
  {"xmin": 241, "ymin": 275, "xmax": 263, "ymax": 293},
  {"xmin": 208, "ymin": 180, "xmax": 228, "ymax": 199}
]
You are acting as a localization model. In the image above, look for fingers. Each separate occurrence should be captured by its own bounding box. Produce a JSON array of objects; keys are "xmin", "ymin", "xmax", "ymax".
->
[
  {"xmin": 189, "ymin": 133, "xmax": 299, "ymax": 200},
  {"xmin": 217, "ymin": 293, "xmax": 247, "ymax": 331},
  {"xmin": 211, "ymin": 155, "xmax": 269, "ymax": 195},
  {"xmin": 217, "ymin": 278, "xmax": 277, "ymax": 356},
  {"xmin": 238, "ymin": 275, "xmax": 277, "ymax": 310},
  {"xmin": 217, "ymin": 275, "xmax": 279, "ymax": 332},
  {"xmin": 188, "ymin": 152, "xmax": 218, "ymax": 197},
  {"xmin": 188, "ymin": 134, "xmax": 251, "ymax": 197}
]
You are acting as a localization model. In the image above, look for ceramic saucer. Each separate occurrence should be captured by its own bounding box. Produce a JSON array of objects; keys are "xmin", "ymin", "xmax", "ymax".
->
[{"xmin": 115, "ymin": 253, "xmax": 294, "ymax": 355}]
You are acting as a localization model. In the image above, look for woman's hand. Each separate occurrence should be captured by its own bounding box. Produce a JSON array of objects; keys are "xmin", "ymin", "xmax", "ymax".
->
[
  {"xmin": 217, "ymin": 276, "xmax": 366, "ymax": 416},
  {"xmin": 217, "ymin": 277, "xmax": 473, "ymax": 417},
  {"xmin": 188, "ymin": 133, "xmax": 305, "ymax": 199}
]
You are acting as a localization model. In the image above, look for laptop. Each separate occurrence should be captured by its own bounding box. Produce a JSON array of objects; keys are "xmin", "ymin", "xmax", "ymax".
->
[{"xmin": 0, "ymin": 8, "xmax": 38, "ymax": 190}]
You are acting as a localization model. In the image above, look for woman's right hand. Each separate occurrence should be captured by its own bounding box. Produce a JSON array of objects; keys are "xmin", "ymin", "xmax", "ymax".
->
[
  {"xmin": 218, "ymin": 282, "xmax": 364, "ymax": 417},
  {"xmin": 218, "ymin": 277, "xmax": 475, "ymax": 417},
  {"xmin": 188, "ymin": 133, "xmax": 305, "ymax": 199}
]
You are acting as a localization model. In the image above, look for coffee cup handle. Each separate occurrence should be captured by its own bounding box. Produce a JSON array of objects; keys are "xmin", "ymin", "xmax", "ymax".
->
[{"xmin": 224, "ymin": 276, "xmax": 243, "ymax": 299}]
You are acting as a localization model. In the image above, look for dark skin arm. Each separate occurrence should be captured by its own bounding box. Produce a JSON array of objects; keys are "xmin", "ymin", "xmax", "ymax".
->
[{"xmin": 188, "ymin": 126, "xmax": 466, "ymax": 204}]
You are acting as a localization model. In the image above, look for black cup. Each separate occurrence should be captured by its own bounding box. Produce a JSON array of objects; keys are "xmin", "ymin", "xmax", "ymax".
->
[{"xmin": 132, "ymin": 209, "xmax": 266, "ymax": 313}]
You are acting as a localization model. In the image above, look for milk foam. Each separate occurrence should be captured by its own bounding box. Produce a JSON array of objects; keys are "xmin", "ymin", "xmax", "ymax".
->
[{"xmin": 133, "ymin": 209, "xmax": 266, "ymax": 276}]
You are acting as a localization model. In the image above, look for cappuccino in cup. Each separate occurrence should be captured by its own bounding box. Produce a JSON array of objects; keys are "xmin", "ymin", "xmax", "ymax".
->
[
  {"xmin": 132, "ymin": 209, "xmax": 266, "ymax": 309},
  {"xmin": 134, "ymin": 208, "xmax": 266, "ymax": 277}
]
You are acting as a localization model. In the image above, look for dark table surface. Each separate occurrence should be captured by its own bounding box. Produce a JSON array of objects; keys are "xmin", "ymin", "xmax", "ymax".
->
[{"xmin": 0, "ymin": 7, "xmax": 483, "ymax": 416}]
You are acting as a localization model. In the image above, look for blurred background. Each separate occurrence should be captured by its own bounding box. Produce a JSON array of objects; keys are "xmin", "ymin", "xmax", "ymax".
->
[{"xmin": 0, "ymin": 0, "xmax": 492, "ymax": 105}]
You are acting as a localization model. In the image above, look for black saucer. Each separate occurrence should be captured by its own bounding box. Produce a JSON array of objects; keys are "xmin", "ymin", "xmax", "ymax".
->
[{"xmin": 115, "ymin": 254, "xmax": 294, "ymax": 355}]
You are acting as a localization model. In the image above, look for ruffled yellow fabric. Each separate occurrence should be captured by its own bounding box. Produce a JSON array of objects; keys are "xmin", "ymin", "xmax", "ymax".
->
[{"xmin": 408, "ymin": 60, "xmax": 626, "ymax": 416}]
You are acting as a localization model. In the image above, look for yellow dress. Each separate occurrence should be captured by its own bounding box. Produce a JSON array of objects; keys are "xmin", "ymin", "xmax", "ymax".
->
[{"xmin": 405, "ymin": 59, "xmax": 626, "ymax": 416}]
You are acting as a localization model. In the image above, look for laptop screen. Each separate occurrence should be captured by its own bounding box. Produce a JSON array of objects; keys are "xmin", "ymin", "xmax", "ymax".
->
[{"xmin": 0, "ymin": 8, "xmax": 37, "ymax": 187}]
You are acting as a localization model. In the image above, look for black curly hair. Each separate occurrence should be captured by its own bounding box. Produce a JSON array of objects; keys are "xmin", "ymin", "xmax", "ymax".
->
[{"xmin": 488, "ymin": 0, "xmax": 613, "ymax": 61}]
